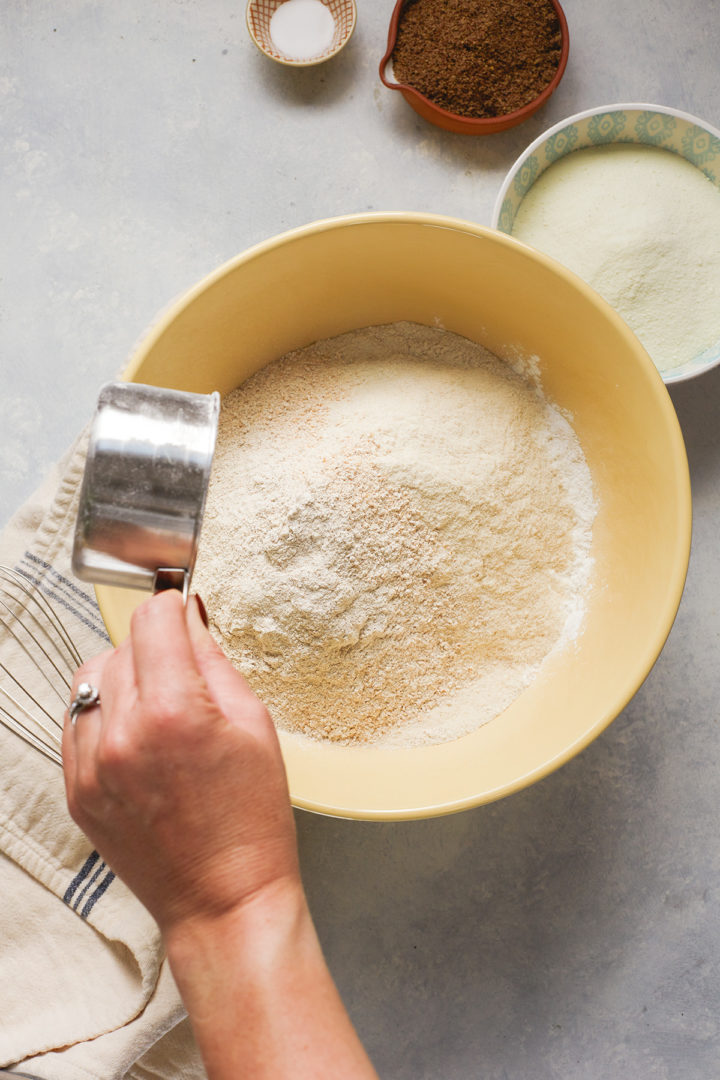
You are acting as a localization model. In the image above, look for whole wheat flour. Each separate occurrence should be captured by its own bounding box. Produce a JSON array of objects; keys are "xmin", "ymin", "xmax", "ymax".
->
[{"xmin": 193, "ymin": 322, "xmax": 596, "ymax": 747}]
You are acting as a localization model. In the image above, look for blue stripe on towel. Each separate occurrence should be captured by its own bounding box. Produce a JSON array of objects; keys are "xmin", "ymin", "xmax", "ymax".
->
[
  {"xmin": 63, "ymin": 851, "xmax": 101, "ymax": 904},
  {"xmin": 15, "ymin": 556, "xmax": 111, "ymax": 643},
  {"xmin": 71, "ymin": 859, "xmax": 107, "ymax": 911},
  {"xmin": 80, "ymin": 867, "xmax": 116, "ymax": 917},
  {"xmin": 65, "ymin": 854, "xmax": 116, "ymax": 918},
  {"xmin": 21, "ymin": 551, "xmax": 105, "ymax": 623}
]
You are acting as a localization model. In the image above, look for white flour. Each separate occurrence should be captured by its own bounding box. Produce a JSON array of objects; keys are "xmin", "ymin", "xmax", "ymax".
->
[
  {"xmin": 512, "ymin": 143, "xmax": 720, "ymax": 373},
  {"xmin": 193, "ymin": 323, "xmax": 596, "ymax": 747}
]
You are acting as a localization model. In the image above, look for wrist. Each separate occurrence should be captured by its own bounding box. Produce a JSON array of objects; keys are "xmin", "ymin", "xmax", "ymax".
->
[
  {"xmin": 163, "ymin": 873, "xmax": 314, "ymax": 1020},
  {"xmin": 162, "ymin": 874, "xmax": 378, "ymax": 1080}
]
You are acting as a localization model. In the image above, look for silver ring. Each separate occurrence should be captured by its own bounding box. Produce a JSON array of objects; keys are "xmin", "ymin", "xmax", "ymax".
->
[{"xmin": 69, "ymin": 682, "xmax": 101, "ymax": 726}]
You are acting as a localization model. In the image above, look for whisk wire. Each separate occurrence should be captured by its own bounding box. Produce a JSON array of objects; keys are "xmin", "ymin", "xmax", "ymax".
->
[
  {"xmin": 0, "ymin": 565, "xmax": 83, "ymax": 769},
  {"xmin": 0, "ymin": 700, "xmax": 63, "ymax": 766},
  {"xmin": 0, "ymin": 569, "xmax": 81, "ymax": 686},
  {"xmin": 0, "ymin": 598, "xmax": 72, "ymax": 708}
]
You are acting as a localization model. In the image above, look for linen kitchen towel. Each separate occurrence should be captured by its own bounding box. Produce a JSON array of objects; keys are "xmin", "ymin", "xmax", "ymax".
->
[{"xmin": 0, "ymin": 434, "xmax": 205, "ymax": 1080}]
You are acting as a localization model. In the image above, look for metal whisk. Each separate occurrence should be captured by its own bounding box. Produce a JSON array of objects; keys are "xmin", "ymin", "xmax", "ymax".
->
[{"xmin": 0, "ymin": 565, "xmax": 82, "ymax": 767}]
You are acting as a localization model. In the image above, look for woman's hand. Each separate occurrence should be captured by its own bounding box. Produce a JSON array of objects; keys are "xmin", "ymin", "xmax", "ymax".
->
[
  {"xmin": 63, "ymin": 589, "xmax": 378, "ymax": 1079},
  {"xmin": 62, "ymin": 588, "xmax": 300, "ymax": 936}
]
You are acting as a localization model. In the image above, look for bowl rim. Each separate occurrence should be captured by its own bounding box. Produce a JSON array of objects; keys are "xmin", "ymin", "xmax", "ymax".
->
[
  {"xmin": 491, "ymin": 101, "xmax": 720, "ymax": 384},
  {"xmin": 378, "ymin": 0, "xmax": 569, "ymax": 133},
  {"xmin": 245, "ymin": 0, "xmax": 357, "ymax": 68},
  {"xmin": 113, "ymin": 211, "xmax": 692, "ymax": 819}
]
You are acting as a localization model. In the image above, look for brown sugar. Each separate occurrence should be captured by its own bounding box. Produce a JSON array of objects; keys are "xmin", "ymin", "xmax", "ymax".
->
[{"xmin": 391, "ymin": 0, "xmax": 563, "ymax": 120}]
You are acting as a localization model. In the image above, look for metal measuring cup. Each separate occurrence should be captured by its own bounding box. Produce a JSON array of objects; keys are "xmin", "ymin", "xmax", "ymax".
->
[{"xmin": 72, "ymin": 382, "xmax": 220, "ymax": 598}]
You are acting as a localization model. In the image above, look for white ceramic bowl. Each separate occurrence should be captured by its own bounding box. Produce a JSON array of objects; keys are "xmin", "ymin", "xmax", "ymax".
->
[{"xmin": 492, "ymin": 103, "xmax": 720, "ymax": 384}]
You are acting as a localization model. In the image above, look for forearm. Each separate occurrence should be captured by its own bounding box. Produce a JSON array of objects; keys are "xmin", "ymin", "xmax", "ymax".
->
[
  {"xmin": 165, "ymin": 878, "xmax": 379, "ymax": 1080},
  {"xmin": 63, "ymin": 594, "xmax": 375, "ymax": 1075}
]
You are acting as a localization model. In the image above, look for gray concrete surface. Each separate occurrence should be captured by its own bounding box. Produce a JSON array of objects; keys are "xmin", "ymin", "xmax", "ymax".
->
[{"xmin": 2, "ymin": 1, "xmax": 720, "ymax": 1076}]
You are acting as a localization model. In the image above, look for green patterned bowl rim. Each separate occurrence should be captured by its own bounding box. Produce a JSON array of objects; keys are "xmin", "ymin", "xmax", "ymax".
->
[{"xmin": 491, "ymin": 102, "xmax": 720, "ymax": 384}]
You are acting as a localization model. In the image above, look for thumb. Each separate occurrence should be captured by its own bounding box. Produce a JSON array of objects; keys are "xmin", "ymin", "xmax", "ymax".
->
[{"xmin": 185, "ymin": 594, "xmax": 273, "ymax": 735}]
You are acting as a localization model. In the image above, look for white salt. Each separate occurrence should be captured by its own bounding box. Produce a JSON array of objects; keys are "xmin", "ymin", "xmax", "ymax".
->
[{"xmin": 270, "ymin": 0, "xmax": 335, "ymax": 61}]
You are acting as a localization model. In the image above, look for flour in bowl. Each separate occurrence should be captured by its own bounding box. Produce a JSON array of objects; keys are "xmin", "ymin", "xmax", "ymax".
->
[
  {"xmin": 511, "ymin": 143, "xmax": 720, "ymax": 373},
  {"xmin": 193, "ymin": 322, "xmax": 596, "ymax": 747}
]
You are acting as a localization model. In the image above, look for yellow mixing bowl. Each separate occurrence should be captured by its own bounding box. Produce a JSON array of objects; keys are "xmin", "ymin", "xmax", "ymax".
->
[{"xmin": 97, "ymin": 212, "xmax": 691, "ymax": 820}]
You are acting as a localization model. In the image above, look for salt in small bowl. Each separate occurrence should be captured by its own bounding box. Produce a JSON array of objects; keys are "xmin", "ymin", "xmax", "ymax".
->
[{"xmin": 246, "ymin": 0, "xmax": 356, "ymax": 68}]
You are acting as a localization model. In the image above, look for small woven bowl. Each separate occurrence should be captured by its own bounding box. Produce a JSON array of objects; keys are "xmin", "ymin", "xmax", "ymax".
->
[
  {"xmin": 246, "ymin": 0, "xmax": 356, "ymax": 68},
  {"xmin": 492, "ymin": 103, "xmax": 720, "ymax": 383},
  {"xmin": 379, "ymin": 0, "xmax": 569, "ymax": 135}
]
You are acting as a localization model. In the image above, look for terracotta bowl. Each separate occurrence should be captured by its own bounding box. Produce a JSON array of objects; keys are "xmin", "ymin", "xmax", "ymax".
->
[
  {"xmin": 246, "ymin": 0, "xmax": 356, "ymax": 67},
  {"xmin": 379, "ymin": 0, "xmax": 569, "ymax": 135}
]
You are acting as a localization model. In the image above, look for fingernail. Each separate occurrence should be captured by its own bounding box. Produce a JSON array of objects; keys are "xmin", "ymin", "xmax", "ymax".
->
[{"xmin": 194, "ymin": 593, "xmax": 210, "ymax": 628}]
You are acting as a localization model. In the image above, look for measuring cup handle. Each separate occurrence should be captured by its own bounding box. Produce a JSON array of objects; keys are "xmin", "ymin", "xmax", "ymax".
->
[{"xmin": 152, "ymin": 568, "xmax": 190, "ymax": 602}]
